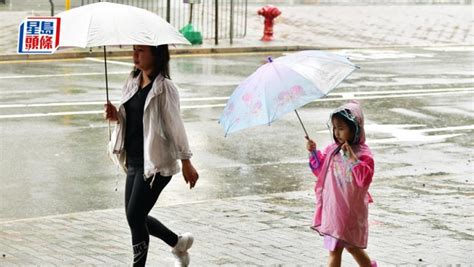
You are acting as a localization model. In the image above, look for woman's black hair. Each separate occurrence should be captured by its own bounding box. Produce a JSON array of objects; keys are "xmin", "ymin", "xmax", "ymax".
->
[
  {"xmin": 331, "ymin": 109, "xmax": 358, "ymax": 144},
  {"xmin": 133, "ymin": 45, "xmax": 171, "ymax": 80}
]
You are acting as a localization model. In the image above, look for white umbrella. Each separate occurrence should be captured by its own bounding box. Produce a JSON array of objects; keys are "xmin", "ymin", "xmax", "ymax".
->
[
  {"xmin": 55, "ymin": 2, "xmax": 190, "ymax": 138},
  {"xmin": 55, "ymin": 1, "xmax": 190, "ymax": 102},
  {"xmin": 56, "ymin": 2, "xmax": 190, "ymax": 48}
]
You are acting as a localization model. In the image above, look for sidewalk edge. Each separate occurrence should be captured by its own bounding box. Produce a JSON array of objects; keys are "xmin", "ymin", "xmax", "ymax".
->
[{"xmin": 2, "ymin": 44, "xmax": 473, "ymax": 61}]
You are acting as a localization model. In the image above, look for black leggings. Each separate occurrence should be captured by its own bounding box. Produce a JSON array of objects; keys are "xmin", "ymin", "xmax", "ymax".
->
[{"xmin": 125, "ymin": 162, "xmax": 178, "ymax": 266}]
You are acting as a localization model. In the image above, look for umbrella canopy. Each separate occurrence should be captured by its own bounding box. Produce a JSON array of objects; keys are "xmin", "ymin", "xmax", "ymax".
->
[
  {"xmin": 219, "ymin": 50, "xmax": 359, "ymax": 136},
  {"xmin": 55, "ymin": 2, "xmax": 190, "ymax": 140},
  {"xmin": 56, "ymin": 1, "xmax": 190, "ymax": 48}
]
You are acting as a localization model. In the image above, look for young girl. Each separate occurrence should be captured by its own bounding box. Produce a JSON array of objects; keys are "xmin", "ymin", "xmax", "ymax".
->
[{"xmin": 306, "ymin": 100, "xmax": 376, "ymax": 267}]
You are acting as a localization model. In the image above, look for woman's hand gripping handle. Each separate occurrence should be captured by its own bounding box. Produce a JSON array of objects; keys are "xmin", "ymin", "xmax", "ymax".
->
[{"xmin": 104, "ymin": 101, "xmax": 119, "ymax": 122}]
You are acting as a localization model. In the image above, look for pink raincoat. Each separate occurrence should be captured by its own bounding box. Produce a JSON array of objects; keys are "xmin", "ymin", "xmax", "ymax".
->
[{"xmin": 309, "ymin": 100, "xmax": 374, "ymax": 249}]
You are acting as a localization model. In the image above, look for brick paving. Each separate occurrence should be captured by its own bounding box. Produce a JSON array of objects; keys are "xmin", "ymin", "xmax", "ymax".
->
[
  {"xmin": 242, "ymin": 5, "xmax": 473, "ymax": 48},
  {"xmin": 0, "ymin": 190, "xmax": 472, "ymax": 266}
]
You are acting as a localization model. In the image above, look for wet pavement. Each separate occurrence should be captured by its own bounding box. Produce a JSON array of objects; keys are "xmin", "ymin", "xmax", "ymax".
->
[
  {"xmin": 1, "ymin": 47, "xmax": 473, "ymax": 221},
  {"xmin": 1, "ymin": 1, "xmax": 474, "ymax": 265},
  {"xmin": 0, "ymin": 46, "xmax": 473, "ymax": 265}
]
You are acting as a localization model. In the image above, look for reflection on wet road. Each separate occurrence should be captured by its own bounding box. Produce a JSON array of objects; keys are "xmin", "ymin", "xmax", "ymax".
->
[{"xmin": 0, "ymin": 47, "xmax": 473, "ymax": 240}]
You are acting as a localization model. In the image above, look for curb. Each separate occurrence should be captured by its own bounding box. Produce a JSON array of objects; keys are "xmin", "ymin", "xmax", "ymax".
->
[
  {"xmin": 1, "ymin": 44, "xmax": 472, "ymax": 61},
  {"xmin": 1, "ymin": 45, "xmax": 312, "ymax": 61}
]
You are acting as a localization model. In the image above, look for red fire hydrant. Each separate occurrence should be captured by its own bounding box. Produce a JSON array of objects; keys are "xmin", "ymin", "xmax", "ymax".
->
[{"xmin": 257, "ymin": 5, "xmax": 281, "ymax": 42}]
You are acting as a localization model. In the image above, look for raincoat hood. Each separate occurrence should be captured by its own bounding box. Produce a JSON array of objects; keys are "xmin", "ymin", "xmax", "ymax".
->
[{"xmin": 330, "ymin": 100, "xmax": 366, "ymax": 145}]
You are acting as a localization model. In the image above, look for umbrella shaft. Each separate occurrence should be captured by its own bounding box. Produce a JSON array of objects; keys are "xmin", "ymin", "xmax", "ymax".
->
[
  {"xmin": 103, "ymin": 46, "xmax": 109, "ymax": 102},
  {"xmin": 294, "ymin": 109, "xmax": 309, "ymax": 138},
  {"xmin": 104, "ymin": 46, "xmax": 111, "ymax": 141}
]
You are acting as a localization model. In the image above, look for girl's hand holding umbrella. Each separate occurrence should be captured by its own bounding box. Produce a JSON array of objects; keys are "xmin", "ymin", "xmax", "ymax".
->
[
  {"xmin": 306, "ymin": 136, "xmax": 317, "ymax": 152},
  {"xmin": 104, "ymin": 101, "xmax": 119, "ymax": 122}
]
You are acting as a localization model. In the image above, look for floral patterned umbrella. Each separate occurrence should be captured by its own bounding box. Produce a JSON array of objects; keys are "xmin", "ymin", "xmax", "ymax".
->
[{"xmin": 219, "ymin": 50, "xmax": 359, "ymax": 137}]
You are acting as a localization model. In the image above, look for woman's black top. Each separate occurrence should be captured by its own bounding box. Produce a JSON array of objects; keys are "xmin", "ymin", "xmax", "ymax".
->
[{"xmin": 124, "ymin": 81, "xmax": 153, "ymax": 159}]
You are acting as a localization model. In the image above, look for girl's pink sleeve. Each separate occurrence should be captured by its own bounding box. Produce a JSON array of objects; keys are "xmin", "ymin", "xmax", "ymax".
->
[
  {"xmin": 351, "ymin": 154, "xmax": 374, "ymax": 187},
  {"xmin": 309, "ymin": 149, "xmax": 326, "ymax": 177}
]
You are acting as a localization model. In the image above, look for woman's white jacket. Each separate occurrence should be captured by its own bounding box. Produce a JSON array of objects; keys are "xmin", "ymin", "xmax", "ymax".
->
[{"xmin": 108, "ymin": 72, "xmax": 192, "ymax": 180}]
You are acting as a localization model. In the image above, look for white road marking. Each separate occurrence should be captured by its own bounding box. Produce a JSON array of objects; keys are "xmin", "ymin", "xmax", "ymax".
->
[
  {"xmin": 84, "ymin": 57, "xmax": 134, "ymax": 67},
  {"xmin": 418, "ymin": 125, "xmax": 474, "ymax": 133},
  {"xmin": 424, "ymin": 47, "xmax": 474, "ymax": 52},
  {"xmin": 340, "ymin": 50, "xmax": 435, "ymax": 60},
  {"xmin": 364, "ymin": 124, "xmax": 473, "ymax": 144},
  {"xmin": 0, "ymin": 89, "xmax": 56, "ymax": 95},
  {"xmin": 345, "ymin": 87, "xmax": 472, "ymax": 96},
  {"xmin": 0, "ymin": 88, "xmax": 472, "ymax": 119},
  {"xmin": 343, "ymin": 80, "xmax": 474, "ymax": 88},
  {"xmin": 182, "ymin": 104, "xmax": 226, "ymax": 109},
  {"xmin": 329, "ymin": 90, "xmax": 472, "ymax": 102},
  {"xmin": 422, "ymin": 106, "xmax": 474, "ymax": 118},
  {"xmin": 0, "ymin": 104, "xmax": 227, "ymax": 118},
  {"xmin": 389, "ymin": 108, "xmax": 436, "ymax": 120},
  {"xmin": 0, "ymin": 97, "xmax": 230, "ymax": 108},
  {"xmin": 0, "ymin": 71, "xmax": 130, "ymax": 79},
  {"xmin": 316, "ymin": 123, "xmax": 473, "ymax": 144},
  {"xmin": 367, "ymin": 134, "xmax": 463, "ymax": 144},
  {"xmin": 0, "ymin": 110, "xmax": 103, "ymax": 119},
  {"xmin": 0, "ymin": 87, "xmax": 471, "ymax": 109}
]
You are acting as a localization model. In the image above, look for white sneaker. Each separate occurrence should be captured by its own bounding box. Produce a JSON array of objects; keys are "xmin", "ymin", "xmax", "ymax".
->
[
  {"xmin": 172, "ymin": 252, "xmax": 189, "ymax": 267},
  {"xmin": 171, "ymin": 233, "xmax": 194, "ymax": 267}
]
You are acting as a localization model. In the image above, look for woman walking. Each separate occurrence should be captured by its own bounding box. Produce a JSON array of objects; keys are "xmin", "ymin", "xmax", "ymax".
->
[{"xmin": 105, "ymin": 44, "xmax": 199, "ymax": 267}]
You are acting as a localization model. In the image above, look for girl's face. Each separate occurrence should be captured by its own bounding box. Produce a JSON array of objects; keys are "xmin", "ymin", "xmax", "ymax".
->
[
  {"xmin": 332, "ymin": 116, "xmax": 354, "ymax": 144},
  {"xmin": 133, "ymin": 45, "xmax": 154, "ymax": 74}
]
